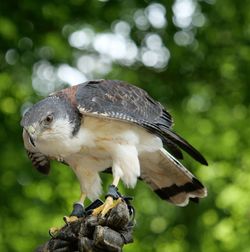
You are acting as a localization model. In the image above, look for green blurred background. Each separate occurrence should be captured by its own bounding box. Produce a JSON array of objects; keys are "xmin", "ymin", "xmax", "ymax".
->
[{"xmin": 0, "ymin": 0, "xmax": 249, "ymax": 251}]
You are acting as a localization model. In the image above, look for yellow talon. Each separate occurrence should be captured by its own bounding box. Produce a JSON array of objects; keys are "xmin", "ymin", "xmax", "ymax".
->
[
  {"xmin": 49, "ymin": 227, "xmax": 61, "ymax": 237},
  {"xmin": 49, "ymin": 216, "xmax": 79, "ymax": 237},
  {"xmin": 92, "ymin": 197, "xmax": 123, "ymax": 217},
  {"xmin": 63, "ymin": 215, "xmax": 79, "ymax": 224}
]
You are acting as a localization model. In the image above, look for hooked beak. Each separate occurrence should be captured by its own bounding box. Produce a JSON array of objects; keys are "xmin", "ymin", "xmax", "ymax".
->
[
  {"xmin": 25, "ymin": 126, "xmax": 36, "ymax": 147},
  {"xmin": 29, "ymin": 135, "xmax": 36, "ymax": 147}
]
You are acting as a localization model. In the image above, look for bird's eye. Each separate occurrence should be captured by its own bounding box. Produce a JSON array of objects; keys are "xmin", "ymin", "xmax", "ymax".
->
[{"xmin": 44, "ymin": 114, "xmax": 53, "ymax": 124}]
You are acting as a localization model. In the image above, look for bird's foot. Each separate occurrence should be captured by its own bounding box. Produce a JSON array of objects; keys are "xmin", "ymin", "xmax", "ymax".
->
[
  {"xmin": 92, "ymin": 185, "xmax": 125, "ymax": 217},
  {"xmin": 49, "ymin": 200, "xmax": 104, "ymax": 237},
  {"xmin": 92, "ymin": 196, "xmax": 123, "ymax": 217},
  {"xmin": 63, "ymin": 202, "xmax": 85, "ymax": 224},
  {"xmin": 49, "ymin": 202, "xmax": 84, "ymax": 238},
  {"xmin": 49, "ymin": 227, "xmax": 61, "ymax": 238}
]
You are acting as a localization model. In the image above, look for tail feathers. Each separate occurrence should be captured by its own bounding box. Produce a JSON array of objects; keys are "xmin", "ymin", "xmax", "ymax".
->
[{"xmin": 139, "ymin": 148, "xmax": 207, "ymax": 206}]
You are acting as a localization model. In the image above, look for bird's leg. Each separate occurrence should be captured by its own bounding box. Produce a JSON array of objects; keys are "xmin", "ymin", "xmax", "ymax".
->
[
  {"xmin": 63, "ymin": 192, "xmax": 86, "ymax": 223},
  {"xmin": 92, "ymin": 176, "xmax": 122, "ymax": 217}
]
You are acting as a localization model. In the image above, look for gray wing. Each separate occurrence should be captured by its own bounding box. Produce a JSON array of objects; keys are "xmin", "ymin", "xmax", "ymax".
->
[
  {"xmin": 76, "ymin": 80, "xmax": 172, "ymax": 127},
  {"xmin": 75, "ymin": 80, "xmax": 207, "ymax": 165}
]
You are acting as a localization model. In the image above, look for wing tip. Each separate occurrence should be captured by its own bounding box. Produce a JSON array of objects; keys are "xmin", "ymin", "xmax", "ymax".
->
[
  {"xmin": 160, "ymin": 129, "xmax": 209, "ymax": 165},
  {"xmin": 180, "ymin": 143, "xmax": 208, "ymax": 166},
  {"xmin": 196, "ymin": 154, "xmax": 208, "ymax": 166}
]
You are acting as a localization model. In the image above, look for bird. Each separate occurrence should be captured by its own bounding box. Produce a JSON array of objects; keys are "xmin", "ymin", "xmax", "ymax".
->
[{"xmin": 21, "ymin": 79, "xmax": 208, "ymax": 221}]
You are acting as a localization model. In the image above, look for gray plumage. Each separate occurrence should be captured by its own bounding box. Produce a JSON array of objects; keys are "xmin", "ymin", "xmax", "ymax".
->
[{"xmin": 75, "ymin": 80, "xmax": 207, "ymax": 164}]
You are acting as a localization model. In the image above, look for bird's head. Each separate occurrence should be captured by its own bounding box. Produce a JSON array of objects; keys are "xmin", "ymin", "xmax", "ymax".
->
[{"xmin": 21, "ymin": 95, "xmax": 81, "ymax": 152}]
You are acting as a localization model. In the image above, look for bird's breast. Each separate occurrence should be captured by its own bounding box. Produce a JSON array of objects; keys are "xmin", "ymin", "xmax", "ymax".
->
[{"xmin": 34, "ymin": 116, "xmax": 163, "ymax": 166}]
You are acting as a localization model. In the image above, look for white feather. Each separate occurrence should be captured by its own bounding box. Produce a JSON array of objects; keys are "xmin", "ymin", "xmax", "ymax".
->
[{"xmin": 32, "ymin": 116, "xmax": 163, "ymax": 200}]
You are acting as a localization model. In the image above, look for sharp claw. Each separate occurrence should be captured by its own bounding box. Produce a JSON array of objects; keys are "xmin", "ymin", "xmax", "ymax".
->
[
  {"xmin": 49, "ymin": 215, "xmax": 79, "ymax": 238},
  {"xmin": 100, "ymin": 196, "xmax": 114, "ymax": 217},
  {"xmin": 49, "ymin": 227, "xmax": 60, "ymax": 238},
  {"xmin": 92, "ymin": 185, "xmax": 126, "ymax": 217},
  {"xmin": 63, "ymin": 215, "xmax": 78, "ymax": 224},
  {"xmin": 49, "ymin": 202, "xmax": 85, "ymax": 238},
  {"xmin": 92, "ymin": 197, "xmax": 123, "ymax": 217}
]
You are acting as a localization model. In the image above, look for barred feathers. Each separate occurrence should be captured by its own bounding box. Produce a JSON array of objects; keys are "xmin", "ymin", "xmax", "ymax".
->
[{"xmin": 139, "ymin": 148, "xmax": 207, "ymax": 206}]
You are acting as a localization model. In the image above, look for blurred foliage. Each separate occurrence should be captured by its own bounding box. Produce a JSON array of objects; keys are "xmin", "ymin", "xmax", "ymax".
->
[{"xmin": 0, "ymin": 0, "xmax": 249, "ymax": 251}]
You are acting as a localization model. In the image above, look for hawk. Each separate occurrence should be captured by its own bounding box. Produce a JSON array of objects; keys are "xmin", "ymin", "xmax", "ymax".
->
[{"xmin": 21, "ymin": 80, "xmax": 207, "ymax": 220}]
